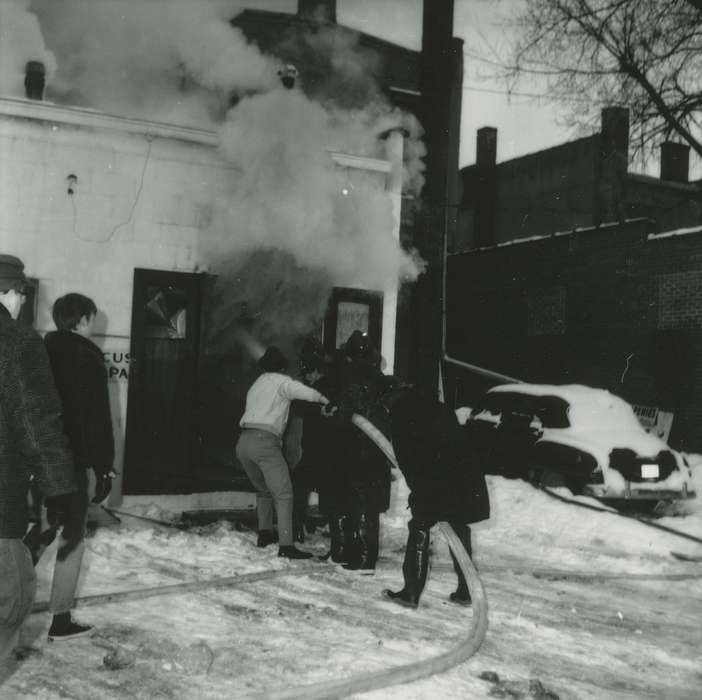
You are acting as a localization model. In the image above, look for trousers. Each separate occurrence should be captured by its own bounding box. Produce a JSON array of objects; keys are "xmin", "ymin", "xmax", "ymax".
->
[
  {"xmin": 236, "ymin": 429, "xmax": 295, "ymax": 547},
  {"xmin": 0, "ymin": 539, "xmax": 36, "ymax": 680}
]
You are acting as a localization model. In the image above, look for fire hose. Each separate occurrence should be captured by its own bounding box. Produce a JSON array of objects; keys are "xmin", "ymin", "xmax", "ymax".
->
[
  {"xmin": 30, "ymin": 413, "xmax": 489, "ymax": 700},
  {"xmin": 237, "ymin": 415, "xmax": 489, "ymax": 700}
]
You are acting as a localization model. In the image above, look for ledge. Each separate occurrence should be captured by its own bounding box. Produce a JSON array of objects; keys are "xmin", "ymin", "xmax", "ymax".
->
[{"xmin": 0, "ymin": 96, "xmax": 392, "ymax": 172}]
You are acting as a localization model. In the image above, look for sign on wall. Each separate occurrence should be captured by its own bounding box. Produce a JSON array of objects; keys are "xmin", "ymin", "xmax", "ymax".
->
[{"xmin": 104, "ymin": 350, "xmax": 130, "ymax": 381}]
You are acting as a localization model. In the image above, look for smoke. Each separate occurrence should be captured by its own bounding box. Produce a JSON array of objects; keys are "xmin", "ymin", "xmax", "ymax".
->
[
  {"xmin": 7, "ymin": 1, "xmax": 426, "ymax": 356},
  {"xmin": 0, "ymin": 0, "xmax": 56, "ymax": 96},
  {"xmin": 271, "ymin": 19, "xmax": 426, "ymax": 194},
  {"xmin": 28, "ymin": 0, "xmax": 279, "ymax": 124}
]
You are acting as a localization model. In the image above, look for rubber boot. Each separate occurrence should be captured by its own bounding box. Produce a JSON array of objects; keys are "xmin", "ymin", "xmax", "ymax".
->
[
  {"xmin": 383, "ymin": 525, "xmax": 431, "ymax": 608},
  {"xmin": 449, "ymin": 522, "xmax": 473, "ymax": 606},
  {"xmin": 327, "ymin": 514, "xmax": 355, "ymax": 563},
  {"xmin": 343, "ymin": 511, "xmax": 379, "ymax": 571},
  {"xmin": 292, "ymin": 489, "xmax": 307, "ymax": 544}
]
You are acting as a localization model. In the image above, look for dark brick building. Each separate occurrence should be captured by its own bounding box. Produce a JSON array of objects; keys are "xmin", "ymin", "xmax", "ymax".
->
[
  {"xmin": 454, "ymin": 107, "xmax": 702, "ymax": 252},
  {"xmin": 445, "ymin": 218, "xmax": 702, "ymax": 452}
]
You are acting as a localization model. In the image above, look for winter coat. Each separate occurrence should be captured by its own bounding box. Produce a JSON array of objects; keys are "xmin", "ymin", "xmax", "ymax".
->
[
  {"xmin": 0, "ymin": 306, "xmax": 76, "ymax": 538},
  {"xmin": 328, "ymin": 355, "xmax": 391, "ymax": 514},
  {"xmin": 387, "ymin": 384, "xmax": 490, "ymax": 525},
  {"xmin": 44, "ymin": 329, "xmax": 114, "ymax": 476},
  {"xmin": 292, "ymin": 374, "xmax": 345, "ymax": 513}
]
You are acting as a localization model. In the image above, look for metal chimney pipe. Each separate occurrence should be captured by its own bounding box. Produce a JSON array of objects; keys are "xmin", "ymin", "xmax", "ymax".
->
[{"xmin": 24, "ymin": 61, "xmax": 45, "ymax": 100}]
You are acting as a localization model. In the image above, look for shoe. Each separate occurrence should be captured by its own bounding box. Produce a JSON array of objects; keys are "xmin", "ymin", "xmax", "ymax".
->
[
  {"xmin": 449, "ymin": 591, "xmax": 472, "ymax": 606},
  {"xmin": 48, "ymin": 614, "xmax": 94, "ymax": 642},
  {"xmin": 257, "ymin": 530, "xmax": 279, "ymax": 548},
  {"xmin": 278, "ymin": 545, "xmax": 314, "ymax": 560},
  {"xmin": 382, "ymin": 588, "xmax": 418, "ymax": 609}
]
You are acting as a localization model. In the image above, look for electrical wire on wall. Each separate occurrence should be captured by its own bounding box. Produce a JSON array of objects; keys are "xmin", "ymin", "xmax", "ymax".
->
[
  {"xmin": 69, "ymin": 135, "xmax": 154, "ymax": 243},
  {"xmin": 102, "ymin": 135, "xmax": 153, "ymax": 242},
  {"xmin": 100, "ymin": 134, "xmax": 154, "ymax": 243}
]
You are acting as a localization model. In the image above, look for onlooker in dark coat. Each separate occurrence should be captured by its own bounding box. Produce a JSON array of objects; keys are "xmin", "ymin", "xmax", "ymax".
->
[
  {"xmin": 380, "ymin": 380, "xmax": 490, "ymax": 609},
  {"xmin": 42, "ymin": 292, "xmax": 115, "ymax": 641},
  {"xmin": 0, "ymin": 255, "xmax": 76, "ymax": 676}
]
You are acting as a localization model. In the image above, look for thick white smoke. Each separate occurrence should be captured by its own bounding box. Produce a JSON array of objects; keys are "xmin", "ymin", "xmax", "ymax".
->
[
  {"xmin": 29, "ymin": 0, "xmax": 279, "ymax": 124},
  {"xmin": 0, "ymin": 0, "xmax": 56, "ymax": 96},
  {"xmin": 8, "ymin": 0, "xmax": 426, "ymax": 352}
]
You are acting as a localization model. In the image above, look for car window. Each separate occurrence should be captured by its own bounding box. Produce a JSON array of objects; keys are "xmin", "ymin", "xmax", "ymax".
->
[
  {"xmin": 474, "ymin": 391, "xmax": 571, "ymax": 429},
  {"xmin": 536, "ymin": 396, "xmax": 570, "ymax": 428}
]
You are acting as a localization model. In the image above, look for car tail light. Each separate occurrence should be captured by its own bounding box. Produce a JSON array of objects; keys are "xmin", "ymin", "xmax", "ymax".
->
[{"xmin": 609, "ymin": 448, "xmax": 677, "ymax": 482}]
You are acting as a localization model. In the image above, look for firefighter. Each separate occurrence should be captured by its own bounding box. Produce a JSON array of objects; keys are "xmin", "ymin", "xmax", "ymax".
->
[
  {"xmin": 328, "ymin": 330, "xmax": 391, "ymax": 571},
  {"xmin": 379, "ymin": 379, "xmax": 490, "ymax": 608}
]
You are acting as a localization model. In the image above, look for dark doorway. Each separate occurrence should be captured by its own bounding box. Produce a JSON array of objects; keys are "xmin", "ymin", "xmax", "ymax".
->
[
  {"xmin": 323, "ymin": 287, "xmax": 383, "ymax": 354},
  {"xmin": 123, "ymin": 269, "xmax": 205, "ymax": 494}
]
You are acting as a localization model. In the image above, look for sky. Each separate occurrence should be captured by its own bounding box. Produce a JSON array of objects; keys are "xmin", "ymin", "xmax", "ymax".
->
[
  {"xmin": 3, "ymin": 462, "xmax": 701, "ymax": 698},
  {"xmin": 339, "ymin": 0, "xmax": 575, "ymax": 168},
  {"xmin": 244, "ymin": 0, "xmax": 576, "ymax": 168}
]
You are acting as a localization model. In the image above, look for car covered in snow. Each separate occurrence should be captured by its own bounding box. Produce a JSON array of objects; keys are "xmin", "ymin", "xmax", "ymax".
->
[{"xmin": 460, "ymin": 383, "xmax": 696, "ymax": 502}]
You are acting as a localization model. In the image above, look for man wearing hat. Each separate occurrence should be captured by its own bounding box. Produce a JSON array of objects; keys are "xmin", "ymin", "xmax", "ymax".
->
[{"xmin": 0, "ymin": 254, "xmax": 76, "ymax": 677}]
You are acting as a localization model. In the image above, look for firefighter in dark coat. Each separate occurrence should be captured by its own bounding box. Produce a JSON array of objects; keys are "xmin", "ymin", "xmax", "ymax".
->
[
  {"xmin": 380, "ymin": 380, "xmax": 490, "ymax": 608},
  {"xmin": 289, "ymin": 338, "xmax": 336, "ymax": 543},
  {"xmin": 328, "ymin": 330, "xmax": 391, "ymax": 570}
]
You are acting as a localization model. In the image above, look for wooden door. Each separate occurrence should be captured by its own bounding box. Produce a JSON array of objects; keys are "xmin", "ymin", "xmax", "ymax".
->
[{"xmin": 123, "ymin": 269, "xmax": 204, "ymax": 494}]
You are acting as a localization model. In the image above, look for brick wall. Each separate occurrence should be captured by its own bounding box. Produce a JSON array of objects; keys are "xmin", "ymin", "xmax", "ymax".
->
[{"xmin": 446, "ymin": 219, "xmax": 702, "ymax": 451}]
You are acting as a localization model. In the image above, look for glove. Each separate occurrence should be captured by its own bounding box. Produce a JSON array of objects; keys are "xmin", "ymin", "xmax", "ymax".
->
[
  {"xmin": 23, "ymin": 521, "xmax": 59, "ymax": 566},
  {"xmin": 45, "ymin": 492, "xmax": 74, "ymax": 528},
  {"xmin": 57, "ymin": 490, "xmax": 89, "ymax": 561},
  {"xmin": 92, "ymin": 470, "xmax": 115, "ymax": 504}
]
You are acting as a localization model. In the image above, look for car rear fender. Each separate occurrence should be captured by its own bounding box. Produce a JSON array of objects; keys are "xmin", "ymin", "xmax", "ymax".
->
[{"xmin": 535, "ymin": 432, "xmax": 608, "ymax": 471}]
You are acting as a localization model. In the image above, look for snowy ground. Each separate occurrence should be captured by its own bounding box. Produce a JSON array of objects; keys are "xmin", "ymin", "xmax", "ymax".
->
[{"xmin": 3, "ymin": 461, "xmax": 702, "ymax": 700}]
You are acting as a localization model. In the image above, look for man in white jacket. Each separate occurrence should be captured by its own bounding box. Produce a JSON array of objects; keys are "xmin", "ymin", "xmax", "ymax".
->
[{"xmin": 236, "ymin": 346, "xmax": 330, "ymax": 559}]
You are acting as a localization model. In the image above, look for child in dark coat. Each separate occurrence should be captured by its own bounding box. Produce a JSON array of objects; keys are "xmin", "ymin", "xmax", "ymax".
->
[{"xmin": 380, "ymin": 381, "xmax": 490, "ymax": 608}]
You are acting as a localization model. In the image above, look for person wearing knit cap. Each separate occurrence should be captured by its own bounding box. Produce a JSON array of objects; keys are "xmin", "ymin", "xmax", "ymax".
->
[
  {"xmin": 236, "ymin": 346, "xmax": 331, "ymax": 559},
  {"xmin": 0, "ymin": 254, "xmax": 77, "ymax": 678}
]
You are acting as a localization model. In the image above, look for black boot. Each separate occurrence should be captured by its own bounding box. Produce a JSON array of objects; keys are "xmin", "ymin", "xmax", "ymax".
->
[
  {"xmin": 344, "ymin": 511, "xmax": 379, "ymax": 571},
  {"xmin": 449, "ymin": 522, "xmax": 473, "ymax": 606},
  {"xmin": 257, "ymin": 529, "xmax": 279, "ymax": 548},
  {"xmin": 328, "ymin": 514, "xmax": 355, "ymax": 563},
  {"xmin": 292, "ymin": 488, "xmax": 308, "ymax": 544},
  {"xmin": 383, "ymin": 524, "xmax": 431, "ymax": 608}
]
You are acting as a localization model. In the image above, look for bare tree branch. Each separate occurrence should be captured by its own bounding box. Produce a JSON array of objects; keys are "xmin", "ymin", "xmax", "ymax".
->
[{"xmin": 496, "ymin": 0, "xmax": 702, "ymax": 166}]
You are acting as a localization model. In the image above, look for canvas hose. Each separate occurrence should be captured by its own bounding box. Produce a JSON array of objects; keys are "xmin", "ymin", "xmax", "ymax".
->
[{"xmin": 236, "ymin": 414, "xmax": 489, "ymax": 700}]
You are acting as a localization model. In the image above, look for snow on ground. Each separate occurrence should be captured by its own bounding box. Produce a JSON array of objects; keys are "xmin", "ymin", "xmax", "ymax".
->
[{"xmin": 3, "ymin": 464, "xmax": 702, "ymax": 700}]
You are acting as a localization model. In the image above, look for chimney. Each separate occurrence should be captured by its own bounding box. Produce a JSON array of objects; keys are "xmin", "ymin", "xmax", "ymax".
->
[
  {"xmin": 24, "ymin": 61, "xmax": 45, "ymax": 100},
  {"xmin": 297, "ymin": 0, "xmax": 336, "ymax": 22},
  {"xmin": 660, "ymin": 141, "xmax": 689, "ymax": 183},
  {"xmin": 594, "ymin": 106, "xmax": 629, "ymax": 225},
  {"xmin": 278, "ymin": 64, "xmax": 298, "ymax": 90},
  {"xmin": 474, "ymin": 127, "xmax": 497, "ymax": 247}
]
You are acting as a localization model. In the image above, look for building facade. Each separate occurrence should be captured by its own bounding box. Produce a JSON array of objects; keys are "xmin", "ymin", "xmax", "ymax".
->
[{"xmin": 0, "ymin": 89, "xmax": 403, "ymax": 509}]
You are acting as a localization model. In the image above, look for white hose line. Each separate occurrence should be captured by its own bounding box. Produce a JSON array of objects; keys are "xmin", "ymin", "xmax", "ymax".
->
[{"xmin": 238, "ymin": 414, "xmax": 490, "ymax": 700}]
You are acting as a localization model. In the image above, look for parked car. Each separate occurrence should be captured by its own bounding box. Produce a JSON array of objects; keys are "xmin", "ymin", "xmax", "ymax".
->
[{"xmin": 459, "ymin": 383, "xmax": 696, "ymax": 502}]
